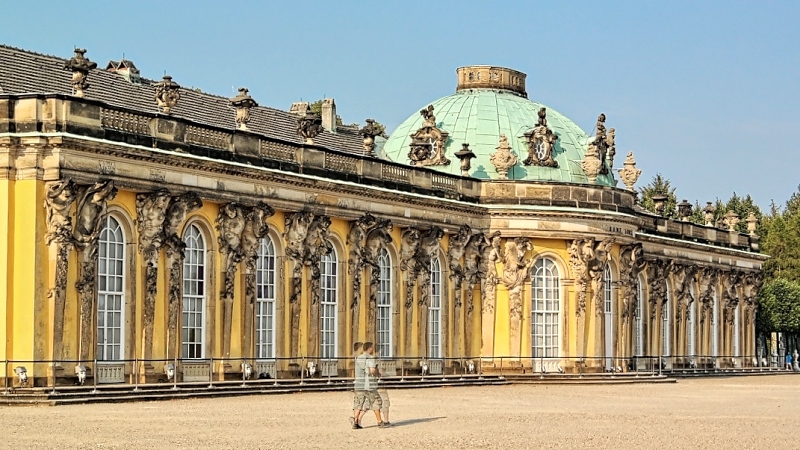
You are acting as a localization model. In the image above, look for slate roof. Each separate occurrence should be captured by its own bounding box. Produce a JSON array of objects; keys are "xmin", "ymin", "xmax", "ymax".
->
[{"xmin": 0, "ymin": 45, "xmax": 366, "ymax": 155}]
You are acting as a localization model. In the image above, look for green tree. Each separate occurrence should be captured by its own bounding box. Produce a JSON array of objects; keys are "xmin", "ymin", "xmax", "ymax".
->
[
  {"xmin": 756, "ymin": 278, "xmax": 800, "ymax": 334},
  {"xmin": 761, "ymin": 186, "xmax": 800, "ymax": 282},
  {"xmin": 722, "ymin": 192, "xmax": 763, "ymax": 234},
  {"xmin": 638, "ymin": 173, "xmax": 678, "ymax": 217}
]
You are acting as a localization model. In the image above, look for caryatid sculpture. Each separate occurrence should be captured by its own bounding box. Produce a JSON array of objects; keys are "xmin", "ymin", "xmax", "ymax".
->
[
  {"xmin": 44, "ymin": 178, "xmax": 78, "ymax": 365},
  {"xmin": 162, "ymin": 191, "xmax": 202, "ymax": 360},
  {"xmin": 363, "ymin": 218, "xmax": 394, "ymax": 339},
  {"xmin": 73, "ymin": 179, "xmax": 118, "ymax": 362},
  {"xmin": 500, "ymin": 237, "xmax": 535, "ymax": 358},
  {"xmin": 347, "ymin": 212, "xmax": 377, "ymax": 311}
]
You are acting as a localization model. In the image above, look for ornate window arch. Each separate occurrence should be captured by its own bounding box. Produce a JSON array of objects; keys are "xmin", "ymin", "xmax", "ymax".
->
[
  {"xmin": 377, "ymin": 248, "xmax": 393, "ymax": 358},
  {"xmin": 531, "ymin": 257, "xmax": 561, "ymax": 358},
  {"xmin": 320, "ymin": 245, "xmax": 339, "ymax": 360},
  {"xmin": 97, "ymin": 215, "xmax": 125, "ymax": 361},
  {"xmin": 182, "ymin": 223, "xmax": 207, "ymax": 359},
  {"xmin": 428, "ymin": 256, "xmax": 443, "ymax": 359}
]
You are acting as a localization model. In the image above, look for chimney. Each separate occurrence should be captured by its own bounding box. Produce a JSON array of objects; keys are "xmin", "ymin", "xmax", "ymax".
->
[
  {"xmin": 321, "ymin": 98, "xmax": 336, "ymax": 133},
  {"xmin": 289, "ymin": 101, "xmax": 310, "ymax": 116}
]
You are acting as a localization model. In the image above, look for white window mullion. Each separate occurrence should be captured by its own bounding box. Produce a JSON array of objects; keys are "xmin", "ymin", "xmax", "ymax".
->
[
  {"xmin": 320, "ymin": 246, "xmax": 338, "ymax": 360},
  {"xmin": 256, "ymin": 237, "xmax": 276, "ymax": 360},
  {"xmin": 182, "ymin": 225, "xmax": 206, "ymax": 360},
  {"xmin": 97, "ymin": 216, "xmax": 125, "ymax": 362},
  {"xmin": 635, "ymin": 277, "xmax": 644, "ymax": 357},
  {"xmin": 428, "ymin": 257, "xmax": 442, "ymax": 359},
  {"xmin": 532, "ymin": 258, "xmax": 560, "ymax": 359},
  {"xmin": 377, "ymin": 249, "xmax": 392, "ymax": 358}
]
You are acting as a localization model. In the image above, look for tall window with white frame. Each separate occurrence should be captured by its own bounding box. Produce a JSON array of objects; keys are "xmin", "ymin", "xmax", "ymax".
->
[
  {"xmin": 635, "ymin": 276, "xmax": 645, "ymax": 357},
  {"xmin": 255, "ymin": 235, "xmax": 277, "ymax": 360},
  {"xmin": 688, "ymin": 284, "xmax": 697, "ymax": 357},
  {"xmin": 733, "ymin": 304, "xmax": 740, "ymax": 357},
  {"xmin": 428, "ymin": 257, "xmax": 442, "ymax": 359},
  {"xmin": 531, "ymin": 258, "xmax": 560, "ymax": 359},
  {"xmin": 662, "ymin": 283, "xmax": 671, "ymax": 357},
  {"xmin": 376, "ymin": 248, "xmax": 393, "ymax": 358},
  {"xmin": 320, "ymin": 246, "xmax": 338, "ymax": 360},
  {"xmin": 182, "ymin": 225, "xmax": 206, "ymax": 359},
  {"xmin": 97, "ymin": 216, "xmax": 125, "ymax": 361},
  {"xmin": 711, "ymin": 287, "xmax": 719, "ymax": 358},
  {"xmin": 603, "ymin": 264, "xmax": 614, "ymax": 369}
]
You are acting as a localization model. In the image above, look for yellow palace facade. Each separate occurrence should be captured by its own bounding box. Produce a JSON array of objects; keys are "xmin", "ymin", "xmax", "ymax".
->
[{"xmin": 0, "ymin": 46, "xmax": 765, "ymax": 387}]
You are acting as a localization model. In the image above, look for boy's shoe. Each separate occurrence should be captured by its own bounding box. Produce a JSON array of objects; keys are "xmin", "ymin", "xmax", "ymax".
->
[
  {"xmin": 351, "ymin": 423, "xmax": 362, "ymax": 430},
  {"xmin": 378, "ymin": 421, "xmax": 391, "ymax": 428}
]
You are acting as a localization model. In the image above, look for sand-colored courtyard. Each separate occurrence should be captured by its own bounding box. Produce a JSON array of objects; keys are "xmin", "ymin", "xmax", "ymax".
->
[{"xmin": 2, "ymin": 375, "xmax": 798, "ymax": 449}]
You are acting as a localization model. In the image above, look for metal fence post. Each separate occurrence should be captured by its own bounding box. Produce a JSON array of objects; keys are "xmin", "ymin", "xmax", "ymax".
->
[
  {"xmin": 133, "ymin": 356, "xmax": 140, "ymax": 392},
  {"xmin": 172, "ymin": 356, "xmax": 179, "ymax": 391},
  {"xmin": 208, "ymin": 356, "xmax": 214, "ymax": 389},
  {"xmin": 3, "ymin": 360, "xmax": 8, "ymax": 395},
  {"xmin": 91, "ymin": 359, "xmax": 98, "ymax": 394}
]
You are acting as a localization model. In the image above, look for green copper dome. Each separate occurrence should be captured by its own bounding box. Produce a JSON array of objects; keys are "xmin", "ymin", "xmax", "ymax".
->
[{"xmin": 380, "ymin": 67, "xmax": 615, "ymax": 187}]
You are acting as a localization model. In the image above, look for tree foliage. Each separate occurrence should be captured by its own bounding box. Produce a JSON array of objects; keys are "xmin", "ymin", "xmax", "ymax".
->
[
  {"xmin": 638, "ymin": 173, "xmax": 678, "ymax": 217},
  {"xmin": 761, "ymin": 205, "xmax": 800, "ymax": 282},
  {"xmin": 756, "ymin": 278, "xmax": 800, "ymax": 333}
]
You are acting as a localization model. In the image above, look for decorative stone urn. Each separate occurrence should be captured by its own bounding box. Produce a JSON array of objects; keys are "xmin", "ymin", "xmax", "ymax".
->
[
  {"xmin": 489, "ymin": 135, "xmax": 517, "ymax": 180},
  {"xmin": 454, "ymin": 143, "xmax": 476, "ymax": 177},
  {"xmin": 617, "ymin": 151, "xmax": 642, "ymax": 191},
  {"xmin": 703, "ymin": 202, "xmax": 716, "ymax": 226},
  {"xmin": 64, "ymin": 48, "xmax": 97, "ymax": 98},
  {"xmin": 746, "ymin": 212, "xmax": 758, "ymax": 235},
  {"xmin": 230, "ymin": 87, "xmax": 258, "ymax": 130},
  {"xmin": 677, "ymin": 199, "xmax": 692, "ymax": 221},
  {"xmin": 581, "ymin": 141, "xmax": 602, "ymax": 183},
  {"xmin": 154, "ymin": 75, "xmax": 181, "ymax": 114},
  {"xmin": 724, "ymin": 210, "xmax": 740, "ymax": 231}
]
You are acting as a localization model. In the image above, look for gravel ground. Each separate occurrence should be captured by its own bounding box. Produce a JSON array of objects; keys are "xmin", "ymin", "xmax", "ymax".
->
[{"xmin": 2, "ymin": 375, "xmax": 799, "ymax": 449}]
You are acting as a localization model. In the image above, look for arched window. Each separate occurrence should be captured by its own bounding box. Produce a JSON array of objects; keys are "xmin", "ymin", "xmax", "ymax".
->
[
  {"xmin": 182, "ymin": 224, "xmax": 206, "ymax": 359},
  {"xmin": 376, "ymin": 248, "xmax": 392, "ymax": 358},
  {"xmin": 532, "ymin": 258, "xmax": 560, "ymax": 358},
  {"xmin": 428, "ymin": 257, "xmax": 442, "ymax": 359},
  {"xmin": 662, "ymin": 283, "xmax": 671, "ymax": 356},
  {"xmin": 256, "ymin": 235, "xmax": 276, "ymax": 360},
  {"xmin": 635, "ymin": 276, "xmax": 645, "ymax": 357},
  {"xmin": 97, "ymin": 216, "xmax": 125, "ymax": 361},
  {"xmin": 688, "ymin": 284, "xmax": 697, "ymax": 357},
  {"xmin": 603, "ymin": 264, "xmax": 614, "ymax": 368},
  {"xmin": 320, "ymin": 246, "xmax": 338, "ymax": 360},
  {"xmin": 711, "ymin": 287, "xmax": 719, "ymax": 358}
]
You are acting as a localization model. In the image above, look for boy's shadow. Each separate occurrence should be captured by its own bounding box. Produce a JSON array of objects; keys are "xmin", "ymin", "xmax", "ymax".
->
[{"xmin": 387, "ymin": 417, "xmax": 445, "ymax": 427}]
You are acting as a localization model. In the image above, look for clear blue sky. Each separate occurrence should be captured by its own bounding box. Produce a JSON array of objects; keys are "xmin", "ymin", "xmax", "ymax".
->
[{"xmin": 3, "ymin": 0, "xmax": 798, "ymax": 211}]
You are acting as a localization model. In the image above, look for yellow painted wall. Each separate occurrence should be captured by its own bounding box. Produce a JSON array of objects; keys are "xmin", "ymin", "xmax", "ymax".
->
[
  {"xmin": 9, "ymin": 179, "xmax": 44, "ymax": 366},
  {"xmin": 0, "ymin": 180, "xmax": 10, "ymax": 367}
]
